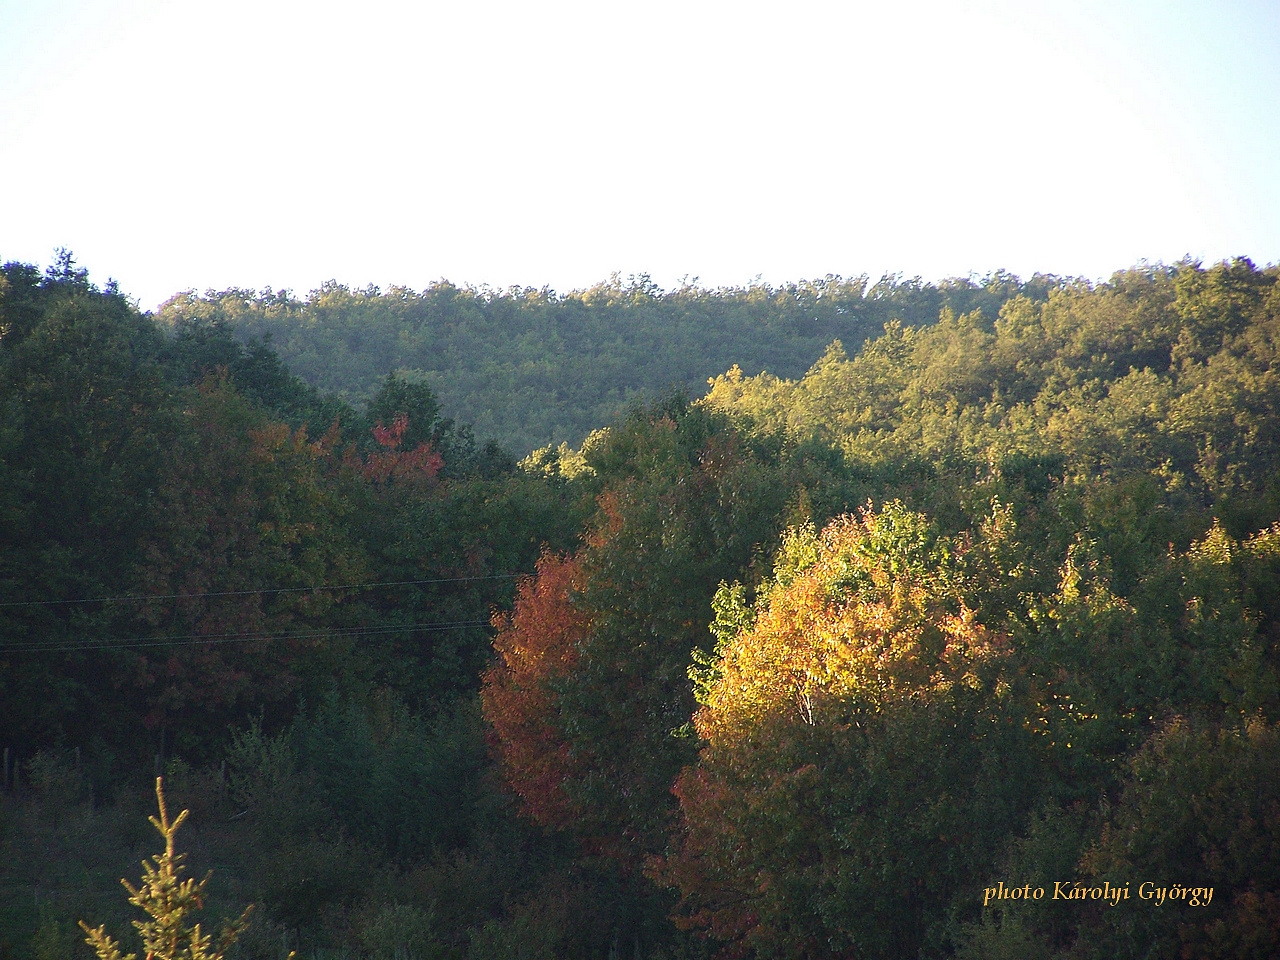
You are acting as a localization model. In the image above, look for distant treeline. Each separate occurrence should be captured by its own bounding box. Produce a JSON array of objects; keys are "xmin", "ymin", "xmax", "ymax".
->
[{"xmin": 156, "ymin": 271, "xmax": 1061, "ymax": 453}]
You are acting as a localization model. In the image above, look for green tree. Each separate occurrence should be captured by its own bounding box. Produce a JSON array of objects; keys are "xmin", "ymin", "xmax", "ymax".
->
[
  {"xmin": 0, "ymin": 257, "xmax": 176, "ymax": 753},
  {"xmin": 129, "ymin": 377, "xmax": 368, "ymax": 759}
]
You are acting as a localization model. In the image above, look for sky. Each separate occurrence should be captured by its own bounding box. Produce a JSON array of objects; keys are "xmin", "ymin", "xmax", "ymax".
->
[{"xmin": 1, "ymin": 0, "xmax": 1278, "ymax": 310}]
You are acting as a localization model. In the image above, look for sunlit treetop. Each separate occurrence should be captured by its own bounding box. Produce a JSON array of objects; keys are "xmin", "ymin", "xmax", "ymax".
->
[{"xmin": 692, "ymin": 502, "xmax": 1008, "ymax": 751}]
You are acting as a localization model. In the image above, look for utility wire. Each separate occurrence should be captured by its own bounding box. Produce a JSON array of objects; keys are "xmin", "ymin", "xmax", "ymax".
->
[
  {"xmin": 0, "ymin": 619, "xmax": 493, "ymax": 655},
  {"xmin": 0, "ymin": 573, "xmax": 522, "ymax": 609}
]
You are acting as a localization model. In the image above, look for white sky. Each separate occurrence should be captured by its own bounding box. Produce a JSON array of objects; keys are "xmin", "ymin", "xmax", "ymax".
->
[{"xmin": 1, "ymin": 0, "xmax": 1277, "ymax": 310}]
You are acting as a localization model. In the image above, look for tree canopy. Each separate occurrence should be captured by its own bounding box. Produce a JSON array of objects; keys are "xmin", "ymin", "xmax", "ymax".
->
[
  {"xmin": 5, "ymin": 254, "xmax": 1280, "ymax": 960},
  {"xmin": 158, "ymin": 271, "xmax": 1060, "ymax": 454}
]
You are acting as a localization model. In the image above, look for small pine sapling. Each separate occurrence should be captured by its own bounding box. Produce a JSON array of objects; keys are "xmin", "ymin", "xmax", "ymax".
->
[{"xmin": 80, "ymin": 778, "xmax": 252, "ymax": 960}]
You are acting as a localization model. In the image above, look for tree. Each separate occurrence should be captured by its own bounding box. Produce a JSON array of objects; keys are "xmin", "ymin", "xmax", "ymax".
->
[
  {"xmin": 0, "ymin": 260, "xmax": 176, "ymax": 752},
  {"xmin": 483, "ymin": 401, "xmax": 803, "ymax": 861},
  {"xmin": 481, "ymin": 553, "xmax": 592, "ymax": 830},
  {"xmin": 128, "ymin": 376, "xmax": 368, "ymax": 759},
  {"xmin": 80, "ymin": 777, "xmax": 251, "ymax": 960},
  {"xmin": 1076, "ymin": 719, "xmax": 1280, "ymax": 960},
  {"xmin": 658, "ymin": 505, "xmax": 1037, "ymax": 959}
]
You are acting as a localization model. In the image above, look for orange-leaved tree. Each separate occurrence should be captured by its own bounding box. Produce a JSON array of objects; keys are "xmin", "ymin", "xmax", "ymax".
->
[{"xmin": 481, "ymin": 552, "xmax": 592, "ymax": 829}]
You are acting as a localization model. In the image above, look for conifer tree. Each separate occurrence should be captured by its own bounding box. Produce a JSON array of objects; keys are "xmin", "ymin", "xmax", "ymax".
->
[{"xmin": 80, "ymin": 778, "xmax": 251, "ymax": 960}]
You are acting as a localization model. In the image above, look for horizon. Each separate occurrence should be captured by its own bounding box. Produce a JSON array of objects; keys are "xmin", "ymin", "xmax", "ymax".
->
[{"xmin": 25, "ymin": 250, "xmax": 1276, "ymax": 315}]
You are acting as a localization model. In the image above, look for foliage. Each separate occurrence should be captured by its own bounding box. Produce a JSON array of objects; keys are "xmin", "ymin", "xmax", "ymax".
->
[
  {"xmin": 1079, "ymin": 718, "xmax": 1280, "ymax": 960},
  {"xmin": 158, "ymin": 272, "xmax": 1059, "ymax": 454},
  {"xmin": 482, "ymin": 553, "xmax": 592, "ymax": 830},
  {"xmin": 8, "ymin": 252, "xmax": 1280, "ymax": 960},
  {"xmin": 482, "ymin": 398, "xmax": 863, "ymax": 862},
  {"xmin": 703, "ymin": 259, "xmax": 1280, "ymax": 515},
  {"xmin": 658, "ymin": 505, "xmax": 1037, "ymax": 959},
  {"xmin": 0, "ymin": 257, "xmax": 177, "ymax": 753},
  {"xmin": 127, "ymin": 377, "xmax": 368, "ymax": 756}
]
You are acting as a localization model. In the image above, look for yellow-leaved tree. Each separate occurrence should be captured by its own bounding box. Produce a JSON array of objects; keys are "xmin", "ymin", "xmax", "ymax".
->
[{"xmin": 656, "ymin": 503, "xmax": 1039, "ymax": 960}]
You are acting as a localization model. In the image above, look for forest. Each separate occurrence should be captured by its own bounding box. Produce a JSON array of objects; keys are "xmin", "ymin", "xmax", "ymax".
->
[
  {"xmin": 2, "ymin": 252, "xmax": 1278, "ymax": 960},
  {"xmin": 155, "ymin": 270, "xmax": 1058, "ymax": 454}
]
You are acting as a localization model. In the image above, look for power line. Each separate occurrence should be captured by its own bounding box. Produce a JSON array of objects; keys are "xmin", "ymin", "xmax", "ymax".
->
[
  {"xmin": 0, "ymin": 573, "xmax": 522, "ymax": 609},
  {"xmin": 0, "ymin": 619, "xmax": 493, "ymax": 655}
]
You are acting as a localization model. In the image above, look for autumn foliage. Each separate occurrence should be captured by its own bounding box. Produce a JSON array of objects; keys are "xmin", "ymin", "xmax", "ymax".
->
[
  {"xmin": 130, "ymin": 377, "xmax": 363, "ymax": 745},
  {"xmin": 9, "ymin": 257, "xmax": 1280, "ymax": 959},
  {"xmin": 481, "ymin": 553, "xmax": 591, "ymax": 829},
  {"xmin": 352, "ymin": 413, "xmax": 444, "ymax": 486},
  {"xmin": 657, "ymin": 505, "xmax": 1031, "ymax": 959}
]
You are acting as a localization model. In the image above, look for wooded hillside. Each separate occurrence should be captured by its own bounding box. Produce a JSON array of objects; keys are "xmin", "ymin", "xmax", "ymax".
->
[
  {"xmin": 3, "ymin": 254, "xmax": 1278, "ymax": 960},
  {"xmin": 158, "ymin": 271, "xmax": 1058, "ymax": 453}
]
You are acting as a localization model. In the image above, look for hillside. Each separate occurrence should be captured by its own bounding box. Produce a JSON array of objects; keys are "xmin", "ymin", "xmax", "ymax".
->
[{"xmin": 155, "ymin": 271, "xmax": 1059, "ymax": 454}]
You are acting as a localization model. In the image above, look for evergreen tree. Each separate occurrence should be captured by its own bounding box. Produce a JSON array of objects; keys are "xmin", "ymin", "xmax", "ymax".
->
[{"xmin": 80, "ymin": 778, "xmax": 251, "ymax": 960}]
